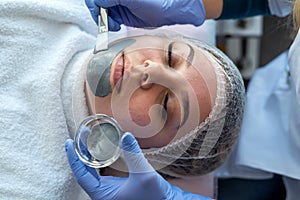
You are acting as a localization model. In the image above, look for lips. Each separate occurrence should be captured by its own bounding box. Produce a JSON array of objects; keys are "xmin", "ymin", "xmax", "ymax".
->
[{"xmin": 112, "ymin": 53, "xmax": 125, "ymax": 87}]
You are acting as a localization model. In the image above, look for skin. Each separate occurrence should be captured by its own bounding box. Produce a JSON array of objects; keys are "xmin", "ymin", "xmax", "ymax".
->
[{"xmin": 85, "ymin": 35, "xmax": 217, "ymax": 149}]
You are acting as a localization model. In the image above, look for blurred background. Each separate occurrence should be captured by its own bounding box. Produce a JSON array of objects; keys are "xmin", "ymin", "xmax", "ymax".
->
[{"xmin": 216, "ymin": 15, "xmax": 294, "ymax": 88}]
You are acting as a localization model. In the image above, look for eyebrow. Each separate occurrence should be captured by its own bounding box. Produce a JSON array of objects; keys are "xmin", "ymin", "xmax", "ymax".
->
[{"xmin": 168, "ymin": 42, "xmax": 195, "ymax": 66}]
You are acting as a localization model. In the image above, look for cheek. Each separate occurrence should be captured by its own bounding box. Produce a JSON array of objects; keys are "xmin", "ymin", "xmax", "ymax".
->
[{"xmin": 128, "ymin": 98, "xmax": 151, "ymax": 126}]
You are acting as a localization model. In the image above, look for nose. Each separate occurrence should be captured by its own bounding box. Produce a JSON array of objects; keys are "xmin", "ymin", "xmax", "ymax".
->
[{"xmin": 140, "ymin": 60, "xmax": 156, "ymax": 90}]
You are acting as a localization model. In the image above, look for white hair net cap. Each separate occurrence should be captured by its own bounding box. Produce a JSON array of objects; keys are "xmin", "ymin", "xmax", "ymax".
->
[{"xmin": 142, "ymin": 37, "xmax": 245, "ymax": 178}]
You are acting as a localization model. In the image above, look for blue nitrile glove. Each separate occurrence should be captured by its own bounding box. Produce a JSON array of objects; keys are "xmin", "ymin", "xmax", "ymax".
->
[
  {"xmin": 85, "ymin": 0, "xmax": 206, "ymax": 31},
  {"xmin": 65, "ymin": 132, "xmax": 211, "ymax": 200}
]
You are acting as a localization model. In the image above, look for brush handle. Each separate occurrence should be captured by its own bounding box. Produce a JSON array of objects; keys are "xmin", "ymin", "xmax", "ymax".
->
[{"xmin": 98, "ymin": 8, "xmax": 108, "ymax": 33}]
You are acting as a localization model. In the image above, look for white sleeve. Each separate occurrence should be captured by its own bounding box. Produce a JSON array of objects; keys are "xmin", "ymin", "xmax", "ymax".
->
[
  {"xmin": 268, "ymin": 0, "xmax": 293, "ymax": 17},
  {"xmin": 289, "ymin": 29, "xmax": 300, "ymax": 104}
]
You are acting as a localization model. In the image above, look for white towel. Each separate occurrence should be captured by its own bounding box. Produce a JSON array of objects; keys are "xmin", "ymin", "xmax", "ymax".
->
[{"xmin": 0, "ymin": 0, "xmax": 97, "ymax": 199}]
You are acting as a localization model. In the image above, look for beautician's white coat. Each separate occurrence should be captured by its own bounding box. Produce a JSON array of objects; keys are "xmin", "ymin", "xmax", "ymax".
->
[
  {"xmin": 0, "ymin": 0, "xmax": 97, "ymax": 199},
  {"xmin": 289, "ymin": 29, "xmax": 300, "ymax": 104},
  {"xmin": 286, "ymin": 27, "xmax": 300, "ymax": 200}
]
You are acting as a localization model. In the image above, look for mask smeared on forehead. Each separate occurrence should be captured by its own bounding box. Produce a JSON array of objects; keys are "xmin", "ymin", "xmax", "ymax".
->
[{"xmin": 86, "ymin": 39, "xmax": 136, "ymax": 97}]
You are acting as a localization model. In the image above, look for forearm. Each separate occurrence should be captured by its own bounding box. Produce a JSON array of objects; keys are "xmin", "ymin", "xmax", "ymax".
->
[{"xmin": 203, "ymin": 0, "xmax": 223, "ymax": 19}]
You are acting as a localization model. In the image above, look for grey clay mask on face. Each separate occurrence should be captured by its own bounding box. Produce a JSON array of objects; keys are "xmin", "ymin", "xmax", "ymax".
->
[{"xmin": 86, "ymin": 39, "xmax": 136, "ymax": 97}]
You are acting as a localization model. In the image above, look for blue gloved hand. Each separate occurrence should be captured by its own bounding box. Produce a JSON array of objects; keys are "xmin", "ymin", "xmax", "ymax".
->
[
  {"xmin": 85, "ymin": 0, "xmax": 206, "ymax": 31},
  {"xmin": 65, "ymin": 132, "xmax": 211, "ymax": 200}
]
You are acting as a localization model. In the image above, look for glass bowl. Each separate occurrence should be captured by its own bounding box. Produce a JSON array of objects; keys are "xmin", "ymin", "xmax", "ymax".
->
[{"xmin": 74, "ymin": 114, "xmax": 123, "ymax": 168}]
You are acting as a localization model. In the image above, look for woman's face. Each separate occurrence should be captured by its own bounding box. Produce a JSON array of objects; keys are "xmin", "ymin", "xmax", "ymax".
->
[{"xmin": 85, "ymin": 35, "xmax": 217, "ymax": 148}]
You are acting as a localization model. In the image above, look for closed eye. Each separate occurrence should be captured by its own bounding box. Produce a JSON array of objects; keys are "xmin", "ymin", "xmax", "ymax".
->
[
  {"xmin": 162, "ymin": 92, "xmax": 169, "ymax": 120},
  {"xmin": 167, "ymin": 41, "xmax": 194, "ymax": 68},
  {"xmin": 163, "ymin": 92, "xmax": 169, "ymax": 111},
  {"xmin": 168, "ymin": 42, "xmax": 174, "ymax": 67},
  {"xmin": 168, "ymin": 43, "xmax": 173, "ymax": 67}
]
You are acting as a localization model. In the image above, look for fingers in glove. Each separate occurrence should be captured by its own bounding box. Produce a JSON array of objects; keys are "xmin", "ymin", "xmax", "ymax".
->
[
  {"xmin": 65, "ymin": 139, "xmax": 102, "ymax": 193},
  {"xmin": 121, "ymin": 133, "xmax": 154, "ymax": 174},
  {"xmin": 94, "ymin": 0, "xmax": 131, "ymax": 7},
  {"xmin": 85, "ymin": 0, "xmax": 100, "ymax": 24},
  {"xmin": 107, "ymin": 16, "xmax": 121, "ymax": 31}
]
